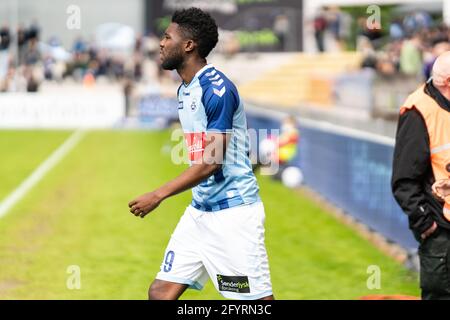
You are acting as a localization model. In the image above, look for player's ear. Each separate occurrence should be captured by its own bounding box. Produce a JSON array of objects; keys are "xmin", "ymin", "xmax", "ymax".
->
[{"xmin": 184, "ymin": 39, "xmax": 196, "ymax": 53}]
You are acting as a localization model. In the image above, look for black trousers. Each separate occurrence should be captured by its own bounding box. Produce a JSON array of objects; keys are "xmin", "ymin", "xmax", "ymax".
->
[{"xmin": 418, "ymin": 227, "xmax": 450, "ymax": 299}]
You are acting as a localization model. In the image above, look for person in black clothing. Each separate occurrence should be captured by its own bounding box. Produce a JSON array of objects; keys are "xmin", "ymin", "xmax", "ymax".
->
[
  {"xmin": 0, "ymin": 25, "xmax": 10, "ymax": 51},
  {"xmin": 392, "ymin": 52, "xmax": 450, "ymax": 299},
  {"xmin": 313, "ymin": 9, "xmax": 327, "ymax": 53}
]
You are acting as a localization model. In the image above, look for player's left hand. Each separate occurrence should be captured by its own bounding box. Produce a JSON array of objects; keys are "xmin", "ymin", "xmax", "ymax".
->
[
  {"xmin": 432, "ymin": 179, "xmax": 450, "ymax": 202},
  {"xmin": 128, "ymin": 191, "xmax": 162, "ymax": 218}
]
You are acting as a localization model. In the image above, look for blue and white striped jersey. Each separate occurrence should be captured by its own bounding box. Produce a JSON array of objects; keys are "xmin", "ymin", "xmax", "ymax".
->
[{"xmin": 177, "ymin": 64, "xmax": 260, "ymax": 211}]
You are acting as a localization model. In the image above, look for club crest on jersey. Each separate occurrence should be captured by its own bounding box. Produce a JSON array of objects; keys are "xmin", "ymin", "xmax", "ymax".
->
[{"xmin": 190, "ymin": 98, "xmax": 197, "ymax": 112}]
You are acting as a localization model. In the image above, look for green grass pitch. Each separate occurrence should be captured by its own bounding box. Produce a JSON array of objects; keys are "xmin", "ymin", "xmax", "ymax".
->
[{"xmin": 0, "ymin": 130, "xmax": 419, "ymax": 299}]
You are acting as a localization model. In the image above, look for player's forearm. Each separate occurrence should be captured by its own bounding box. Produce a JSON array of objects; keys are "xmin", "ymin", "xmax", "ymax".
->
[{"xmin": 155, "ymin": 163, "xmax": 221, "ymax": 201}]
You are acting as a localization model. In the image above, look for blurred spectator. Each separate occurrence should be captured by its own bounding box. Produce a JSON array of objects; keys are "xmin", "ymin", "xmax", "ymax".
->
[
  {"xmin": 24, "ymin": 38, "xmax": 41, "ymax": 65},
  {"xmin": 25, "ymin": 67, "xmax": 39, "ymax": 92},
  {"xmin": 123, "ymin": 76, "xmax": 134, "ymax": 117},
  {"xmin": 376, "ymin": 51, "xmax": 397, "ymax": 75},
  {"xmin": 133, "ymin": 35, "xmax": 144, "ymax": 81},
  {"xmin": 403, "ymin": 11, "xmax": 432, "ymax": 36},
  {"xmin": 27, "ymin": 21, "xmax": 40, "ymax": 42},
  {"xmin": 389, "ymin": 19, "xmax": 404, "ymax": 40},
  {"xmin": 17, "ymin": 26, "xmax": 27, "ymax": 65},
  {"xmin": 72, "ymin": 36, "xmax": 88, "ymax": 56},
  {"xmin": 400, "ymin": 34, "xmax": 422, "ymax": 76},
  {"xmin": 326, "ymin": 6, "xmax": 341, "ymax": 49},
  {"xmin": 423, "ymin": 41, "xmax": 450, "ymax": 79},
  {"xmin": 256, "ymin": 115, "xmax": 300, "ymax": 179},
  {"xmin": 143, "ymin": 32, "xmax": 160, "ymax": 57},
  {"xmin": 0, "ymin": 24, "xmax": 10, "ymax": 80},
  {"xmin": 219, "ymin": 30, "xmax": 240, "ymax": 59},
  {"xmin": 313, "ymin": 8, "xmax": 327, "ymax": 52},
  {"xmin": 338, "ymin": 10, "xmax": 353, "ymax": 51},
  {"xmin": 0, "ymin": 25, "xmax": 11, "ymax": 51},
  {"xmin": 358, "ymin": 17, "xmax": 384, "ymax": 50},
  {"xmin": 273, "ymin": 14, "xmax": 290, "ymax": 51},
  {"xmin": 43, "ymin": 55, "xmax": 54, "ymax": 80},
  {"xmin": 278, "ymin": 115, "xmax": 300, "ymax": 166}
]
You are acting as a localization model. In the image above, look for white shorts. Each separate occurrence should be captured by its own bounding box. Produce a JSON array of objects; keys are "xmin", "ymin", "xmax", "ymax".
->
[{"xmin": 156, "ymin": 201, "xmax": 273, "ymax": 300}]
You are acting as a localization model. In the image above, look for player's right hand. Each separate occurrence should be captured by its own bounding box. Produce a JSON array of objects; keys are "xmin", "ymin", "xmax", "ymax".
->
[{"xmin": 128, "ymin": 191, "xmax": 163, "ymax": 218}]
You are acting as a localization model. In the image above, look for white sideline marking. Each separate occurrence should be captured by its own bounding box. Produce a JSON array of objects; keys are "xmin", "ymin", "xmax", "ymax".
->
[{"xmin": 0, "ymin": 130, "xmax": 86, "ymax": 218}]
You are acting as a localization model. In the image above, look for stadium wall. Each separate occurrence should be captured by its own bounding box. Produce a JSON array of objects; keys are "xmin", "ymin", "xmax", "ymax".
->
[
  {"xmin": 0, "ymin": 91, "xmax": 124, "ymax": 129},
  {"xmin": 246, "ymin": 105, "xmax": 417, "ymax": 251}
]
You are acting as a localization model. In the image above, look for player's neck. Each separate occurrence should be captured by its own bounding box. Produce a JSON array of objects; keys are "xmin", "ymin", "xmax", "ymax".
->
[{"xmin": 178, "ymin": 58, "xmax": 207, "ymax": 85}]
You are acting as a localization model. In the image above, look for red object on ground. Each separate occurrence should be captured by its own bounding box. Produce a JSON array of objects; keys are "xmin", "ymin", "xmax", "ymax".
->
[{"xmin": 359, "ymin": 294, "xmax": 420, "ymax": 300}]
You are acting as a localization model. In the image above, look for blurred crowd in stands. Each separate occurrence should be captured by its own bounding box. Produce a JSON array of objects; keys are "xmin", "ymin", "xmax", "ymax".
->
[
  {"xmin": 359, "ymin": 12, "xmax": 450, "ymax": 80},
  {"xmin": 313, "ymin": 6, "xmax": 353, "ymax": 53},
  {"xmin": 2, "ymin": 9, "xmax": 449, "ymax": 93},
  {"xmin": 314, "ymin": 7, "xmax": 450, "ymax": 81},
  {"xmin": 0, "ymin": 22, "xmax": 161, "ymax": 93}
]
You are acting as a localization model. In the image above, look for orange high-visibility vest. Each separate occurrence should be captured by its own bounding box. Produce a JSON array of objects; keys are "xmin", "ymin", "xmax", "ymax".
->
[{"xmin": 400, "ymin": 84, "xmax": 450, "ymax": 220}]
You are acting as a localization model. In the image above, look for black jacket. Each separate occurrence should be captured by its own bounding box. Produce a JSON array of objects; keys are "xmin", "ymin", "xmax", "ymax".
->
[{"xmin": 391, "ymin": 80, "xmax": 450, "ymax": 240}]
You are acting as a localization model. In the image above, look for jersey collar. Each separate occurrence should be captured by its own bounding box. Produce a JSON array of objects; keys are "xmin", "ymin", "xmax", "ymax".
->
[{"xmin": 182, "ymin": 64, "xmax": 214, "ymax": 88}]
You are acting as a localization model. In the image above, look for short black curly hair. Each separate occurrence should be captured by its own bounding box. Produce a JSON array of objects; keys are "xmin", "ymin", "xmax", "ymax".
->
[{"xmin": 172, "ymin": 7, "xmax": 219, "ymax": 59}]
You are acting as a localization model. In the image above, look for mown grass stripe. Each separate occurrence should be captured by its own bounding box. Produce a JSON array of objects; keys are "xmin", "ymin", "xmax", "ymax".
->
[{"xmin": 0, "ymin": 130, "xmax": 85, "ymax": 218}]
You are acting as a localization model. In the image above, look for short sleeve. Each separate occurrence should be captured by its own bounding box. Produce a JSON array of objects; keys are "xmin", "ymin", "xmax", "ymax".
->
[{"xmin": 203, "ymin": 86, "xmax": 238, "ymax": 132}]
